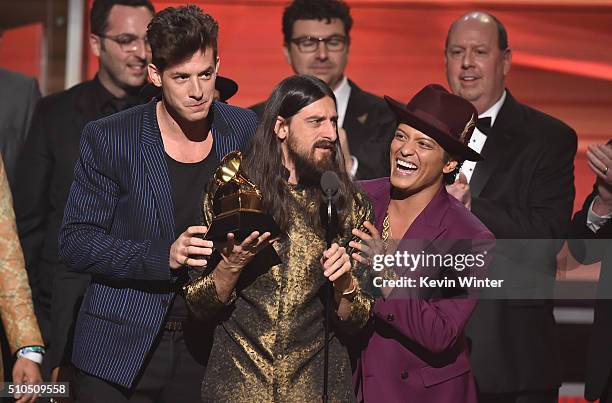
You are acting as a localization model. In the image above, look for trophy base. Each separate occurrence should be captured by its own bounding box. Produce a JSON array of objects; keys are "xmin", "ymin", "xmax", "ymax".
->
[{"xmin": 205, "ymin": 211, "xmax": 281, "ymax": 242}]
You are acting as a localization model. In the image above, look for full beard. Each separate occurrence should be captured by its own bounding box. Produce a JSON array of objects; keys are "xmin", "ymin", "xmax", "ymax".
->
[
  {"xmin": 287, "ymin": 139, "xmax": 340, "ymax": 188},
  {"xmin": 286, "ymin": 138, "xmax": 346, "ymax": 236}
]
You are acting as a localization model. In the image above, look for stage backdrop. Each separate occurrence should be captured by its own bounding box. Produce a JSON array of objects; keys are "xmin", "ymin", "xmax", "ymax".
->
[{"xmin": 81, "ymin": 0, "xmax": 612, "ymax": 213}]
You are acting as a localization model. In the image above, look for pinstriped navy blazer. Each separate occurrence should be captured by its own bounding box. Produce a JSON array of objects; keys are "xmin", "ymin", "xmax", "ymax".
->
[{"xmin": 58, "ymin": 99, "xmax": 257, "ymax": 388}]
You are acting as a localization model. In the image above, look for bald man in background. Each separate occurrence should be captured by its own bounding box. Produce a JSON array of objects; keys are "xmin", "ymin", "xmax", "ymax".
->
[{"xmin": 444, "ymin": 11, "xmax": 577, "ymax": 403}]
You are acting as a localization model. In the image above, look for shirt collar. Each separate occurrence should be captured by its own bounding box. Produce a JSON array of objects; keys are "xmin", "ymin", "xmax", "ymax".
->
[
  {"xmin": 479, "ymin": 90, "xmax": 506, "ymax": 126},
  {"xmin": 333, "ymin": 76, "xmax": 351, "ymax": 128},
  {"xmin": 94, "ymin": 74, "xmax": 145, "ymax": 116}
]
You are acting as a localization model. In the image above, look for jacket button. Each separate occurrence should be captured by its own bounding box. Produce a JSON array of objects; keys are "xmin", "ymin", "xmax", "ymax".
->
[
  {"xmin": 401, "ymin": 371, "xmax": 409, "ymax": 380},
  {"xmin": 386, "ymin": 313, "xmax": 394, "ymax": 322}
]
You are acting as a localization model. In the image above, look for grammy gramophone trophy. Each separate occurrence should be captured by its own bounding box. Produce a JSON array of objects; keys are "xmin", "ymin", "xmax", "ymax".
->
[{"xmin": 203, "ymin": 150, "xmax": 281, "ymax": 242}]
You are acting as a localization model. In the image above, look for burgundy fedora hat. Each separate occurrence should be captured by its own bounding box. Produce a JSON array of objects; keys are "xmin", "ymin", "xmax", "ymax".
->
[{"xmin": 385, "ymin": 84, "xmax": 483, "ymax": 161}]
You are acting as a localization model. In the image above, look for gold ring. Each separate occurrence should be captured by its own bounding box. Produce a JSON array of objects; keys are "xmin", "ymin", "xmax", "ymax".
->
[
  {"xmin": 182, "ymin": 256, "xmax": 189, "ymax": 266},
  {"xmin": 605, "ymin": 166, "xmax": 609, "ymax": 174}
]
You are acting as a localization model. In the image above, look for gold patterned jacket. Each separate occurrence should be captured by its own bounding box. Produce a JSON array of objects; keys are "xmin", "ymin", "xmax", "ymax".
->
[
  {"xmin": 0, "ymin": 158, "xmax": 43, "ymax": 381},
  {"xmin": 185, "ymin": 186, "xmax": 374, "ymax": 402}
]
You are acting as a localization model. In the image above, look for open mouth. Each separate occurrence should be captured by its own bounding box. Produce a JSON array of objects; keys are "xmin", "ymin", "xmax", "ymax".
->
[
  {"xmin": 127, "ymin": 64, "xmax": 146, "ymax": 72},
  {"xmin": 395, "ymin": 158, "xmax": 418, "ymax": 174},
  {"xmin": 460, "ymin": 75, "xmax": 479, "ymax": 84}
]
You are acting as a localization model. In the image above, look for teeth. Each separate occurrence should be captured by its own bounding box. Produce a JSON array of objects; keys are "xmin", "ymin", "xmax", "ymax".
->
[
  {"xmin": 397, "ymin": 159, "xmax": 417, "ymax": 169},
  {"xmin": 461, "ymin": 77, "xmax": 476, "ymax": 81}
]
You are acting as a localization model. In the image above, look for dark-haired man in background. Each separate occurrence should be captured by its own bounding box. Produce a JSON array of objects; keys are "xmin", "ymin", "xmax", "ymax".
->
[
  {"xmin": 444, "ymin": 11, "xmax": 577, "ymax": 403},
  {"xmin": 59, "ymin": 5, "xmax": 256, "ymax": 402},
  {"xmin": 251, "ymin": 0, "xmax": 395, "ymax": 180},
  {"xmin": 12, "ymin": 0, "xmax": 154, "ymax": 382}
]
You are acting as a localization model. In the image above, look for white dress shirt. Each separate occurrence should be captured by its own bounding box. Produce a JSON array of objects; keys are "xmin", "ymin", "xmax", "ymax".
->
[
  {"xmin": 333, "ymin": 76, "xmax": 351, "ymax": 128},
  {"xmin": 333, "ymin": 76, "xmax": 358, "ymax": 177},
  {"xmin": 587, "ymin": 196, "xmax": 612, "ymax": 233},
  {"xmin": 461, "ymin": 91, "xmax": 507, "ymax": 183}
]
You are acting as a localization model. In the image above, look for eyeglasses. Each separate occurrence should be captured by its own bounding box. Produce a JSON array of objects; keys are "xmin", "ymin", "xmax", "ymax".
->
[
  {"xmin": 289, "ymin": 35, "xmax": 348, "ymax": 53},
  {"xmin": 99, "ymin": 33, "xmax": 150, "ymax": 53}
]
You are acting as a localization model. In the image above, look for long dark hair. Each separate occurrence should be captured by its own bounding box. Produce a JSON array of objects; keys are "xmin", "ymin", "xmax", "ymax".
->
[{"xmin": 243, "ymin": 75, "xmax": 361, "ymax": 236}]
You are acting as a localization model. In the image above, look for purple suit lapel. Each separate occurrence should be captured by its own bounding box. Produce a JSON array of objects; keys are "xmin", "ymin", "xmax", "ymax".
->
[{"xmin": 405, "ymin": 186, "xmax": 450, "ymax": 240}]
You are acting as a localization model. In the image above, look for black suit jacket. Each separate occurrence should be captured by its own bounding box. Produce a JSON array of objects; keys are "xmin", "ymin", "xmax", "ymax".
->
[
  {"xmin": 465, "ymin": 90, "xmax": 577, "ymax": 393},
  {"xmin": 0, "ymin": 68, "xmax": 40, "ymax": 188},
  {"xmin": 250, "ymin": 79, "xmax": 395, "ymax": 180},
  {"xmin": 569, "ymin": 188, "xmax": 612, "ymax": 402},
  {"xmin": 13, "ymin": 79, "xmax": 119, "ymax": 341}
]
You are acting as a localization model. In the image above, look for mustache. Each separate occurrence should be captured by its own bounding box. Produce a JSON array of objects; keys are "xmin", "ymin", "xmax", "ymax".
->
[
  {"xmin": 309, "ymin": 62, "xmax": 335, "ymax": 67},
  {"xmin": 313, "ymin": 140, "xmax": 335, "ymax": 150}
]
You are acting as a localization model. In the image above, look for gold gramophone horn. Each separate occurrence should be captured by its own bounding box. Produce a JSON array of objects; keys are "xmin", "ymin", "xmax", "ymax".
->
[
  {"xmin": 202, "ymin": 151, "xmax": 281, "ymax": 243},
  {"xmin": 209, "ymin": 151, "xmax": 259, "ymax": 199}
]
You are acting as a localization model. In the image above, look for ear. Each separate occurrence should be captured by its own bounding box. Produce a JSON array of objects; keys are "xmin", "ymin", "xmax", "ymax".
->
[
  {"xmin": 90, "ymin": 33, "xmax": 101, "ymax": 57},
  {"xmin": 443, "ymin": 49, "xmax": 449, "ymax": 76},
  {"xmin": 274, "ymin": 116, "xmax": 288, "ymax": 140},
  {"xmin": 282, "ymin": 44, "xmax": 292, "ymax": 67},
  {"xmin": 148, "ymin": 63, "xmax": 162, "ymax": 87},
  {"xmin": 215, "ymin": 56, "xmax": 220, "ymax": 75},
  {"xmin": 442, "ymin": 158, "xmax": 459, "ymax": 174},
  {"xmin": 502, "ymin": 48, "xmax": 512, "ymax": 76}
]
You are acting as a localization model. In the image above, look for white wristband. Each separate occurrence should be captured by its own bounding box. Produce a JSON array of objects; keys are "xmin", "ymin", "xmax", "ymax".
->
[{"xmin": 17, "ymin": 351, "xmax": 43, "ymax": 365}]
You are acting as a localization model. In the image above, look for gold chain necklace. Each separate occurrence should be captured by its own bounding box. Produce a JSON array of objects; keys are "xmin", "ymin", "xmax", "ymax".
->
[
  {"xmin": 380, "ymin": 211, "xmax": 397, "ymax": 281},
  {"xmin": 382, "ymin": 211, "xmax": 391, "ymax": 252}
]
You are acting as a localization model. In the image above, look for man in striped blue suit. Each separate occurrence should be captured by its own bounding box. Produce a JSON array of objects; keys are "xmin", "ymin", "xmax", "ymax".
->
[{"xmin": 59, "ymin": 6, "xmax": 257, "ymax": 402}]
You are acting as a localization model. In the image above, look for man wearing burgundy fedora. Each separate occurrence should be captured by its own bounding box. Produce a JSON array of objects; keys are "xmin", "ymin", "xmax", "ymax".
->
[
  {"xmin": 350, "ymin": 84, "xmax": 494, "ymax": 403},
  {"xmin": 444, "ymin": 11, "xmax": 577, "ymax": 403}
]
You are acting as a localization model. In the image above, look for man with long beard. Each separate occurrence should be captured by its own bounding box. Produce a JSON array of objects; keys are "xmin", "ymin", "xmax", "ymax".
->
[{"xmin": 185, "ymin": 75, "xmax": 373, "ymax": 402}]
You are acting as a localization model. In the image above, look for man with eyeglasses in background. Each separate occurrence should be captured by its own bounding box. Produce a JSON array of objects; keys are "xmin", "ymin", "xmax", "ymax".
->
[
  {"xmin": 12, "ymin": 0, "xmax": 154, "ymax": 391},
  {"xmin": 250, "ymin": 0, "xmax": 395, "ymax": 180}
]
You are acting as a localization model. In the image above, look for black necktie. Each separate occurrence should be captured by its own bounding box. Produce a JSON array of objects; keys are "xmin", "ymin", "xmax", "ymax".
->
[{"xmin": 476, "ymin": 117, "xmax": 492, "ymax": 136}]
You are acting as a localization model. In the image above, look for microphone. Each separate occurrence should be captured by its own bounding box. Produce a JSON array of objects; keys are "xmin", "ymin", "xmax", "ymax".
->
[
  {"xmin": 320, "ymin": 171, "xmax": 340, "ymax": 238},
  {"xmin": 320, "ymin": 171, "xmax": 340, "ymax": 203}
]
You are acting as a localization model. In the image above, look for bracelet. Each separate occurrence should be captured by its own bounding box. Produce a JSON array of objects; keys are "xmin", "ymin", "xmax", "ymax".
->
[
  {"xmin": 15, "ymin": 346, "xmax": 45, "ymax": 364},
  {"xmin": 336, "ymin": 276, "xmax": 358, "ymax": 299},
  {"xmin": 15, "ymin": 346, "xmax": 45, "ymax": 357}
]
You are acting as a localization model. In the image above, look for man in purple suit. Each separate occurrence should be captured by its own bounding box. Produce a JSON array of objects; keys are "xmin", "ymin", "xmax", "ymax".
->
[{"xmin": 350, "ymin": 84, "xmax": 494, "ymax": 403}]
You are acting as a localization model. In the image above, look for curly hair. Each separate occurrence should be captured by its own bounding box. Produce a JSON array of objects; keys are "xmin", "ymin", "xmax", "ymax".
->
[{"xmin": 147, "ymin": 5, "xmax": 219, "ymax": 71}]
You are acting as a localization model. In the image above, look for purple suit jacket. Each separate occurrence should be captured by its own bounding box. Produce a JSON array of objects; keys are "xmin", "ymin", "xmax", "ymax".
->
[{"xmin": 355, "ymin": 178, "xmax": 494, "ymax": 403}]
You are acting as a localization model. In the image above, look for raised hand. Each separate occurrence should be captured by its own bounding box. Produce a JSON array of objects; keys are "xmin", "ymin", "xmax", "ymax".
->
[
  {"xmin": 446, "ymin": 172, "xmax": 471, "ymax": 210},
  {"xmin": 216, "ymin": 231, "xmax": 275, "ymax": 274},
  {"xmin": 587, "ymin": 143, "xmax": 612, "ymax": 216},
  {"xmin": 349, "ymin": 221, "xmax": 383, "ymax": 266}
]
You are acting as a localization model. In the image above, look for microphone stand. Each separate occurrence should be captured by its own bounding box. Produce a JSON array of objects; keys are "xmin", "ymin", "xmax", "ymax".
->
[
  {"xmin": 320, "ymin": 170, "xmax": 339, "ymax": 403},
  {"xmin": 323, "ymin": 194, "xmax": 333, "ymax": 403}
]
